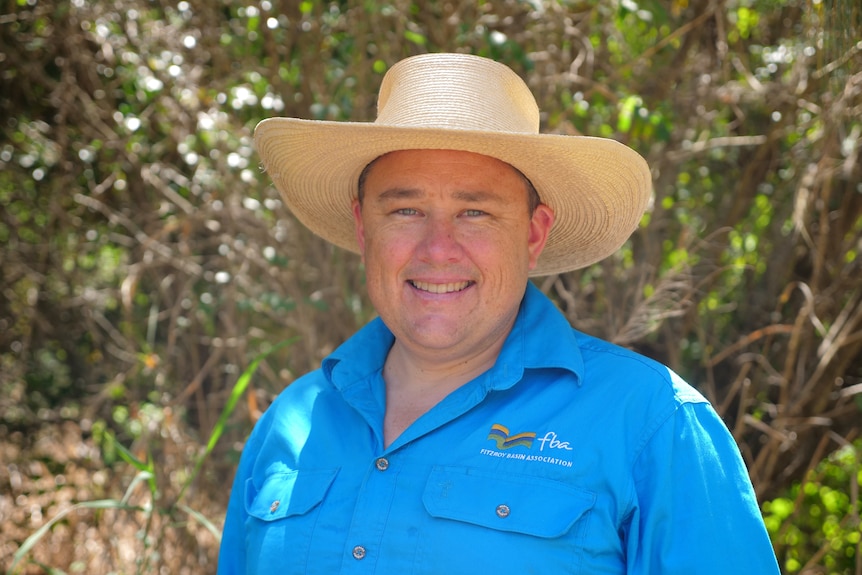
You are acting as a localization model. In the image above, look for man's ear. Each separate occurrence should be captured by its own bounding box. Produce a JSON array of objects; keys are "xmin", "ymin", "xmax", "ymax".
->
[
  {"xmin": 527, "ymin": 204, "xmax": 555, "ymax": 271},
  {"xmin": 352, "ymin": 199, "xmax": 366, "ymax": 261}
]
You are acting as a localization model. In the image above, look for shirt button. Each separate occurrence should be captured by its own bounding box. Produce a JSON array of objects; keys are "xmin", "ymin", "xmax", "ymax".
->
[
  {"xmin": 375, "ymin": 457, "xmax": 389, "ymax": 471},
  {"xmin": 352, "ymin": 545, "xmax": 367, "ymax": 560},
  {"xmin": 496, "ymin": 504, "xmax": 510, "ymax": 518},
  {"xmin": 269, "ymin": 500, "xmax": 280, "ymax": 513}
]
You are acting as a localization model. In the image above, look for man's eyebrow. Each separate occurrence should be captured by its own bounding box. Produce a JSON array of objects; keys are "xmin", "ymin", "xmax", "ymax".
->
[
  {"xmin": 375, "ymin": 187, "xmax": 422, "ymax": 201},
  {"xmin": 451, "ymin": 190, "xmax": 500, "ymax": 203},
  {"xmin": 374, "ymin": 187, "xmax": 503, "ymax": 203}
]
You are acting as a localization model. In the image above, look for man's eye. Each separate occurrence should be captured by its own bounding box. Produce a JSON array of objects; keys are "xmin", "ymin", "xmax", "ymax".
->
[
  {"xmin": 463, "ymin": 209, "xmax": 486, "ymax": 217},
  {"xmin": 395, "ymin": 207, "xmax": 419, "ymax": 216}
]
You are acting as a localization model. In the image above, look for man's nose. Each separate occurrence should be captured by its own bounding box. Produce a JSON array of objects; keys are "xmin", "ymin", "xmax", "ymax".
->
[{"xmin": 417, "ymin": 218, "xmax": 463, "ymax": 263}]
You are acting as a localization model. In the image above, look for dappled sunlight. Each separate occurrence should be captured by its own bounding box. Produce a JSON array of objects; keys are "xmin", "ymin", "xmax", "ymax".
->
[{"xmin": 1, "ymin": 0, "xmax": 860, "ymax": 573}]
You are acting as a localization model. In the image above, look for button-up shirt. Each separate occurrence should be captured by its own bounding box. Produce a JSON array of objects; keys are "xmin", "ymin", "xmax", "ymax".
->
[{"xmin": 218, "ymin": 283, "xmax": 779, "ymax": 574}]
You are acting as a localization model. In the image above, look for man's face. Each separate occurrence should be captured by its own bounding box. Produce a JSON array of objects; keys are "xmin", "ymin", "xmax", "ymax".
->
[{"xmin": 352, "ymin": 149, "xmax": 554, "ymax": 364}]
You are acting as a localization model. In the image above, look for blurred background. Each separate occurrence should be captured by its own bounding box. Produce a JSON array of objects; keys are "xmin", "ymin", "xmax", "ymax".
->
[{"xmin": 1, "ymin": 0, "xmax": 860, "ymax": 573}]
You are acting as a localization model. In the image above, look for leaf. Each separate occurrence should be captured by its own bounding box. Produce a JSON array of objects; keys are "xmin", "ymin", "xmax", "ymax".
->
[
  {"xmin": 121, "ymin": 469, "xmax": 155, "ymax": 505},
  {"xmin": 175, "ymin": 338, "xmax": 298, "ymax": 504},
  {"xmin": 403, "ymin": 30, "xmax": 426, "ymax": 46},
  {"xmin": 6, "ymin": 500, "xmax": 144, "ymax": 575},
  {"xmin": 107, "ymin": 431, "xmax": 152, "ymax": 475},
  {"xmin": 177, "ymin": 502, "xmax": 222, "ymax": 543}
]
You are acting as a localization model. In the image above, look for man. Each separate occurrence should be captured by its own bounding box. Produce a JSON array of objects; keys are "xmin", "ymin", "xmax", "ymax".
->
[{"xmin": 218, "ymin": 53, "xmax": 779, "ymax": 574}]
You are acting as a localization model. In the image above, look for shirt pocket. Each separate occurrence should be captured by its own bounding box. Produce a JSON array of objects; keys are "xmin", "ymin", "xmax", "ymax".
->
[
  {"xmin": 245, "ymin": 468, "xmax": 338, "ymax": 521},
  {"xmin": 422, "ymin": 465, "xmax": 595, "ymax": 537},
  {"xmin": 416, "ymin": 466, "xmax": 596, "ymax": 574},
  {"xmin": 242, "ymin": 468, "xmax": 339, "ymax": 574}
]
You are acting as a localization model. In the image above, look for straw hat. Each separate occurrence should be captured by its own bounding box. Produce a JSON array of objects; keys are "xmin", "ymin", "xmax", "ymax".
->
[{"xmin": 254, "ymin": 52, "xmax": 652, "ymax": 276}]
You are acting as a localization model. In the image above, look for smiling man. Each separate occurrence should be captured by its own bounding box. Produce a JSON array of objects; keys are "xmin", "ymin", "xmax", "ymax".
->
[
  {"xmin": 217, "ymin": 53, "xmax": 780, "ymax": 574},
  {"xmin": 353, "ymin": 149, "xmax": 554, "ymax": 445}
]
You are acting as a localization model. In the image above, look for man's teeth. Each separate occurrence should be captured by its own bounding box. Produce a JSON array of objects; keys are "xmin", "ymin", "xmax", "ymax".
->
[{"xmin": 410, "ymin": 280, "xmax": 471, "ymax": 294}]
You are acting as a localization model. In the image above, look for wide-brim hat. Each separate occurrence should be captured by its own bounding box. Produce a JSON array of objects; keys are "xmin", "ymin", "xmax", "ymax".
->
[{"xmin": 254, "ymin": 52, "xmax": 652, "ymax": 276}]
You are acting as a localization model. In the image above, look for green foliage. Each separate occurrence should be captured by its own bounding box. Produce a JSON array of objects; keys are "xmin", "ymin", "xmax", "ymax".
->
[{"xmin": 763, "ymin": 441, "xmax": 862, "ymax": 574}]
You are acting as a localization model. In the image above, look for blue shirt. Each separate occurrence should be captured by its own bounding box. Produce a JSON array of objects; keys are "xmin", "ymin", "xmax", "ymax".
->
[{"xmin": 218, "ymin": 283, "xmax": 779, "ymax": 574}]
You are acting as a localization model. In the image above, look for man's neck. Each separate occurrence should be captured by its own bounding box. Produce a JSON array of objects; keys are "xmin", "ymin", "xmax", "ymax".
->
[{"xmin": 380, "ymin": 339, "xmax": 503, "ymax": 448}]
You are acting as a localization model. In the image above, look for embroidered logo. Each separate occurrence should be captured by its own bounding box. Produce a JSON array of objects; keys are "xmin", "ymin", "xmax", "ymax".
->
[
  {"xmin": 482, "ymin": 424, "xmax": 574, "ymax": 468},
  {"xmin": 486, "ymin": 423, "xmax": 536, "ymax": 450}
]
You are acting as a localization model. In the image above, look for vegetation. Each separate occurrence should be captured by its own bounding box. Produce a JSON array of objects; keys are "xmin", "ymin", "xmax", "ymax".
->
[{"xmin": 1, "ymin": 0, "xmax": 860, "ymax": 573}]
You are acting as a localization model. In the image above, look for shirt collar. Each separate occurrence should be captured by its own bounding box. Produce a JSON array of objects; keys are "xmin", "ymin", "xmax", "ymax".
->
[
  {"xmin": 323, "ymin": 281, "xmax": 583, "ymax": 392},
  {"xmin": 488, "ymin": 281, "xmax": 584, "ymax": 390}
]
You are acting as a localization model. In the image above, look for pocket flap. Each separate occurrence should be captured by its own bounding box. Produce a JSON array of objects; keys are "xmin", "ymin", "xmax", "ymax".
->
[
  {"xmin": 422, "ymin": 466, "xmax": 595, "ymax": 538},
  {"xmin": 245, "ymin": 468, "xmax": 338, "ymax": 522}
]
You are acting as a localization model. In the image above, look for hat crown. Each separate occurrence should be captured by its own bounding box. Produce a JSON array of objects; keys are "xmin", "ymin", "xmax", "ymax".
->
[{"xmin": 375, "ymin": 53, "xmax": 540, "ymax": 134}]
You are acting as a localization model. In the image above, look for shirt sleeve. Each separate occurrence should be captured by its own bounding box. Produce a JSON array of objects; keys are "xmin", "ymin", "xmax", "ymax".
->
[
  {"xmin": 217, "ymin": 423, "xmax": 264, "ymax": 575},
  {"xmin": 625, "ymin": 400, "xmax": 781, "ymax": 574}
]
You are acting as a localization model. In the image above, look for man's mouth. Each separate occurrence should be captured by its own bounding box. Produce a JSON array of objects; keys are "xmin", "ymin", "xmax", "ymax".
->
[{"xmin": 409, "ymin": 280, "xmax": 473, "ymax": 294}]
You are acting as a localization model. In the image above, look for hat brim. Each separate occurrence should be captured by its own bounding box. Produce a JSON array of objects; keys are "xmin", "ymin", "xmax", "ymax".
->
[{"xmin": 254, "ymin": 117, "xmax": 652, "ymax": 276}]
